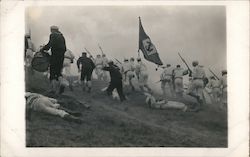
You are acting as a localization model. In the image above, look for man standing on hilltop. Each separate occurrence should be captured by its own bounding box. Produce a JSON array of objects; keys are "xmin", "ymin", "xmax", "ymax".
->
[
  {"xmin": 41, "ymin": 25, "xmax": 67, "ymax": 95},
  {"xmin": 77, "ymin": 52, "xmax": 95, "ymax": 93}
]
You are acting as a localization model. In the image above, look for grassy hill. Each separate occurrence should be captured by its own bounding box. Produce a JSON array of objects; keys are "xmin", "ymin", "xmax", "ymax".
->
[{"xmin": 25, "ymin": 68, "xmax": 227, "ymax": 147}]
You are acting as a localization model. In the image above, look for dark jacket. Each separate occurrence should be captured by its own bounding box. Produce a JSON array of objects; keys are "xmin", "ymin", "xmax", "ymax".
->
[
  {"xmin": 77, "ymin": 56, "xmax": 95, "ymax": 71},
  {"xmin": 25, "ymin": 36, "xmax": 29, "ymax": 52},
  {"xmin": 103, "ymin": 65, "xmax": 122, "ymax": 83},
  {"xmin": 43, "ymin": 31, "xmax": 66, "ymax": 53}
]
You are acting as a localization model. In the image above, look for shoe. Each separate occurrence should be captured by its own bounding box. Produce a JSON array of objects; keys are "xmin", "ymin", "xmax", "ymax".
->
[{"xmin": 63, "ymin": 114, "xmax": 82, "ymax": 124}]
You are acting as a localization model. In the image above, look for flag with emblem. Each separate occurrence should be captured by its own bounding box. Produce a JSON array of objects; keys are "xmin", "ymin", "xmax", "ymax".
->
[{"xmin": 138, "ymin": 17, "xmax": 163, "ymax": 66}]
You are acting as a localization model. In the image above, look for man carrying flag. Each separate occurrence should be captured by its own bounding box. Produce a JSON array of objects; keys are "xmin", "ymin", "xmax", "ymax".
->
[{"xmin": 138, "ymin": 17, "xmax": 163, "ymax": 66}]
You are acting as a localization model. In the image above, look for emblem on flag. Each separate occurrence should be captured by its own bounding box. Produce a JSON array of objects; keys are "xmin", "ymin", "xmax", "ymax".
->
[
  {"xmin": 142, "ymin": 38, "xmax": 157, "ymax": 56},
  {"xmin": 138, "ymin": 17, "xmax": 163, "ymax": 66}
]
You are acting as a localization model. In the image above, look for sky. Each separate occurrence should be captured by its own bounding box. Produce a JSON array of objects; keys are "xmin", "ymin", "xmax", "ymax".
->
[{"xmin": 26, "ymin": 6, "xmax": 226, "ymax": 90}]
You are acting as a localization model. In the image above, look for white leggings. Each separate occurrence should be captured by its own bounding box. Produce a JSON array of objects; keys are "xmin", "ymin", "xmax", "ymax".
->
[{"xmin": 32, "ymin": 97, "xmax": 68, "ymax": 118}]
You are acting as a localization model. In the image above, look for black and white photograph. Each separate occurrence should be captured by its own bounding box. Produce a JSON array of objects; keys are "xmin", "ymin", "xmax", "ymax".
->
[
  {"xmin": 25, "ymin": 5, "xmax": 228, "ymax": 147},
  {"xmin": 0, "ymin": 1, "xmax": 249, "ymax": 157}
]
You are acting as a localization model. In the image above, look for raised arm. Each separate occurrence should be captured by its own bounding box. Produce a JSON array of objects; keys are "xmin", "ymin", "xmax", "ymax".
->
[
  {"xmin": 77, "ymin": 58, "xmax": 81, "ymax": 69},
  {"xmin": 43, "ymin": 34, "xmax": 54, "ymax": 51}
]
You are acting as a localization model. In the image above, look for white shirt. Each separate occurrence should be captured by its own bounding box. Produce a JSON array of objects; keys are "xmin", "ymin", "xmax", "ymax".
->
[
  {"xmin": 192, "ymin": 65, "xmax": 206, "ymax": 79},
  {"xmin": 122, "ymin": 62, "xmax": 131, "ymax": 72},
  {"xmin": 64, "ymin": 49, "xmax": 75, "ymax": 65},
  {"xmin": 95, "ymin": 57, "xmax": 103, "ymax": 66},
  {"xmin": 173, "ymin": 68, "xmax": 188, "ymax": 78},
  {"xmin": 220, "ymin": 74, "xmax": 227, "ymax": 88}
]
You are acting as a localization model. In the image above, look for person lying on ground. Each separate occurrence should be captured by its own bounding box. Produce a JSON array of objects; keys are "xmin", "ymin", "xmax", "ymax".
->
[
  {"xmin": 25, "ymin": 92, "xmax": 82, "ymax": 124},
  {"xmin": 144, "ymin": 92, "xmax": 188, "ymax": 112}
]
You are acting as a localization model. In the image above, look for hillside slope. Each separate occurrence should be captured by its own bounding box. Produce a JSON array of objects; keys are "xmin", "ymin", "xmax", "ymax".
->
[{"xmin": 25, "ymin": 70, "xmax": 227, "ymax": 147}]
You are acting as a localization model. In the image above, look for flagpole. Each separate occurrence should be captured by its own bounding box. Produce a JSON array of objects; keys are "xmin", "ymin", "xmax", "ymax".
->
[{"xmin": 138, "ymin": 16, "xmax": 141, "ymax": 59}]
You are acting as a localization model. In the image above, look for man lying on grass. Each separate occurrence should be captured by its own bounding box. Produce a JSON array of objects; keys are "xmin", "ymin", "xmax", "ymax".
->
[
  {"xmin": 25, "ymin": 92, "xmax": 82, "ymax": 124},
  {"xmin": 144, "ymin": 92, "xmax": 188, "ymax": 112}
]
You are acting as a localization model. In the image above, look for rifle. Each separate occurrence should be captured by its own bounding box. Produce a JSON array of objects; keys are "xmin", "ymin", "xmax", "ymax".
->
[
  {"xmin": 84, "ymin": 48, "xmax": 92, "ymax": 56},
  {"xmin": 178, "ymin": 53, "xmax": 192, "ymax": 77},
  {"xmin": 98, "ymin": 44, "xmax": 104, "ymax": 56},
  {"xmin": 115, "ymin": 58, "xmax": 122, "ymax": 65},
  {"xmin": 209, "ymin": 68, "xmax": 220, "ymax": 80}
]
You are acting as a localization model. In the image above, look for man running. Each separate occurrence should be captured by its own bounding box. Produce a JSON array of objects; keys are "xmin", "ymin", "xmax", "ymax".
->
[
  {"xmin": 77, "ymin": 52, "xmax": 95, "ymax": 93},
  {"xmin": 103, "ymin": 60, "xmax": 126, "ymax": 102}
]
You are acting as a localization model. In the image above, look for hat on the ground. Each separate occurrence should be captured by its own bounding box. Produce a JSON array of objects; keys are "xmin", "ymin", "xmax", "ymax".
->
[{"xmin": 137, "ymin": 58, "xmax": 141, "ymax": 61}]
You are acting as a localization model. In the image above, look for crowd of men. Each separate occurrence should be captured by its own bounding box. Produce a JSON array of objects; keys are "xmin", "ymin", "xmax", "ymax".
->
[{"xmin": 24, "ymin": 25, "xmax": 227, "ymax": 120}]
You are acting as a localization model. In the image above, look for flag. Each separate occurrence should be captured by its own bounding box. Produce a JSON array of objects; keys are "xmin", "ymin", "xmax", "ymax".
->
[{"xmin": 138, "ymin": 17, "xmax": 163, "ymax": 66}]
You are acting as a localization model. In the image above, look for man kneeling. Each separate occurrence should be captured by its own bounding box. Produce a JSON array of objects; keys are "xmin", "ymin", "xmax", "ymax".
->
[
  {"xmin": 25, "ymin": 92, "xmax": 82, "ymax": 124},
  {"xmin": 144, "ymin": 92, "xmax": 187, "ymax": 112}
]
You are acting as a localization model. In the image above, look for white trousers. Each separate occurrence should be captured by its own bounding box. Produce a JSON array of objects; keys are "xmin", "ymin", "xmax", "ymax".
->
[{"xmin": 32, "ymin": 97, "xmax": 68, "ymax": 118}]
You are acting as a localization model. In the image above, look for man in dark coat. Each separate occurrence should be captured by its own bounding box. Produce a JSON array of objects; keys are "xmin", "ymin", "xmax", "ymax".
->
[
  {"xmin": 77, "ymin": 52, "xmax": 95, "ymax": 93},
  {"xmin": 41, "ymin": 25, "xmax": 67, "ymax": 94},
  {"xmin": 103, "ymin": 60, "xmax": 126, "ymax": 102}
]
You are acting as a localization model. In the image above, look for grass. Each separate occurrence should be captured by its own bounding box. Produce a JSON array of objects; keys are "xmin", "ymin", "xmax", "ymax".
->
[{"xmin": 25, "ymin": 68, "xmax": 227, "ymax": 147}]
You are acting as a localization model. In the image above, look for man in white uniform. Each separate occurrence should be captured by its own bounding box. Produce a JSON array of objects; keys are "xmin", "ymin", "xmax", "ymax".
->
[
  {"xmin": 25, "ymin": 92, "xmax": 82, "ymax": 124},
  {"xmin": 144, "ymin": 92, "xmax": 187, "ymax": 112},
  {"xmin": 186, "ymin": 61, "xmax": 206, "ymax": 111},
  {"xmin": 173, "ymin": 65, "xmax": 188, "ymax": 97},
  {"xmin": 63, "ymin": 49, "xmax": 75, "ymax": 91},
  {"xmin": 206, "ymin": 76, "xmax": 221, "ymax": 103},
  {"xmin": 94, "ymin": 54, "xmax": 104, "ymax": 80},
  {"xmin": 102, "ymin": 54, "xmax": 109, "ymax": 81},
  {"xmin": 160, "ymin": 64, "xmax": 175, "ymax": 98},
  {"xmin": 121, "ymin": 58, "xmax": 136, "ymax": 91},
  {"xmin": 220, "ymin": 70, "xmax": 227, "ymax": 108},
  {"xmin": 135, "ymin": 58, "xmax": 151, "ymax": 92}
]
